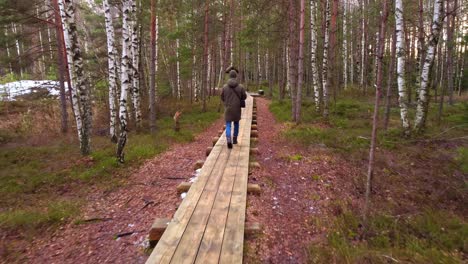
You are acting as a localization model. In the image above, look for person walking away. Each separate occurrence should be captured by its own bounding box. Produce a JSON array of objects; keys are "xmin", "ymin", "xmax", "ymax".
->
[{"xmin": 221, "ymin": 69, "xmax": 247, "ymax": 149}]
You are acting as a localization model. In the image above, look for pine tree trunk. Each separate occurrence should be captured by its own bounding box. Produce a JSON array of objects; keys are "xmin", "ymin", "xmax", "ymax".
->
[
  {"xmin": 322, "ymin": 0, "xmax": 331, "ymax": 119},
  {"xmin": 176, "ymin": 20, "xmax": 182, "ymax": 100},
  {"xmin": 415, "ymin": 0, "xmax": 444, "ymax": 133},
  {"xmin": 395, "ymin": 0, "xmax": 410, "ymax": 135},
  {"xmin": 360, "ymin": 0, "xmax": 365, "ymax": 91},
  {"xmin": 364, "ymin": 0, "xmax": 389, "ymax": 222},
  {"xmin": 310, "ymin": 0, "xmax": 320, "ymax": 112},
  {"xmin": 149, "ymin": 0, "xmax": 157, "ymax": 133},
  {"xmin": 202, "ymin": 0, "xmax": 210, "ymax": 112},
  {"xmin": 384, "ymin": 27, "xmax": 397, "ymax": 131},
  {"xmin": 288, "ymin": 0, "xmax": 298, "ymax": 121},
  {"xmin": 343, "ymin": 1, "xmax": 348, "ymax": 90},
  {"xmin": 51, "ymin": 0, "xmax": 69, "ymax": 134},
  {"xmin": 103, "ymin": 0, "xmax": 118, "ymax": 142},
  {"xmin": 446, "ymin": 0, "xmax": 456, "ymax": 105},
  {"xmin": 117, "ymin": 0, "xmax": 133, "ymax": 163},
  {"xmin": 295, "ymin": 0, "xmax": 305, "ymax": 123}
]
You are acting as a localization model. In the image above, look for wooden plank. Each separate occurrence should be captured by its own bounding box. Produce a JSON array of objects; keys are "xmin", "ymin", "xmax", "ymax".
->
[
  {"xmin": 193, "ymin": 111, "xmax": 251, "ymax": 263},
  {"xmin": 146, "ymin": 133, "xmax": 228, "ymax": 263},
  {"xmin": 146, "ymin": 95, "xmax": 254, "ymax": 264},
  {"xmin": 170, "ymin": 106, "xmax": 250, "ymax": 263},
  {"xmin": 219, "ymin": 97, "xmax": 252, "ymax": 264}
]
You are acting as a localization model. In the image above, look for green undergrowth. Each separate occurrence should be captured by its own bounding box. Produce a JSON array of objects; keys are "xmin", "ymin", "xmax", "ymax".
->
[
  {"xmin": 308, "ymin": 208, "xmax": 467, "ymax": 263},
  {"xmin": 0, "ymin": 99, "xmax": 221, "ymax": 231},
  {"xmin": 270, "ymin": 98, "xmax": 468, "ymax": 155},
  {"xmin": 0, "ymin": 200, "xmax": 80, "ymax": 232}
]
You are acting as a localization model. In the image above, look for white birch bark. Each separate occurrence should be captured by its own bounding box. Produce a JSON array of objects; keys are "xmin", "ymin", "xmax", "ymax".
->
[
  {"xmin": 415, "ymin": 0, "xmax": 444, "ymax": 132},
  {"xmin": 103, "ymin": 0, "xmax": 118, "ymax": 142},
  {"xmin": 117, "ymin": 0, "xmax": 132, "ymax": 163},
  {"xmin": 395, "ymin": 0, "xmax": 410, "ymax": 135},
  {"xmin": 58, "ymin": 0, "xmax": 82, "ymax": 141},
  {"xmin": 61, "ymin": 0, "xmax": 92, "ymax": 155},
  {"xmin": 343, "ymin": 1, "xmax": 348, "ymax": 89},
  {"xmin": 322, "ymin": 0, "xmax": 331, "ymax": 118},
  {"xmin": 130, "ymin": 0, "xmax": 141, "ymax": 128},
  {"xmin": 176, "ymin": 21, "xmax": 181, "ymax": 100}
]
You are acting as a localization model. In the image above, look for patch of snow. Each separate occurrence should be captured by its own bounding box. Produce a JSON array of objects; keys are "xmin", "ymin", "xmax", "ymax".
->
[
  {"xmin": 181, "ymin": 192, "xmax": 187, "ymax": 199},
  {"xmin": 0, "ymin": 80, "xmax": 60, "ymax": 101},
  {"xmin": 128, "ymin": 223, "xmax": 135, "ymax": 228}
]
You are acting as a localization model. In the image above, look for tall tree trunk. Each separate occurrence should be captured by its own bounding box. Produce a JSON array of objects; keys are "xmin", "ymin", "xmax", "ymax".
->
[
  {"xmin": 384, "ymin": 26, "xmax": 397, "ymax": 131},
  {"xmin": 60, "ymin": 0, "xmax": 92, "ymax": 155},
  {"xmin": 322, "ymin": 0, "xmax": 331, "ymax": 119},
  {"xmin": 415, "ymin": 0, "xmax": 444, "ymax": 133},
  {"xmin": 295, "ymin": 0, "xmax": 305, "ymax": 123},
  {"xmin": 416, "ymin": 0, "xmax": 425, "ymax": 92},
  {"xmin": 117, "ymin": 0, "xmax": 132, "ymax": 163},
  {"xmin": 364, "ymin": 0, "xmax": 389, "ymax": 222},
  {"xmin": 360, "ymin": 0, "xmax": 366, "ymax": 92},
  {"xmin": 130, "ymin": 0, "xmax": 142, "ymax": 128},
  {"xmin": 52, "ymin": 0, "xmax": 69, "ymax": 134},
  {"xmin": 202, "ymin": 0, "xmax": 210, "ymax": 112},
  {"xmin": 288, "ymin": 0, "xmax": 298, "ymax": 121},
  {"xmin": 395, "ymin": 0, "xmax": 410, "ymax": 135},
  {"xmin": 103, "ymin": 0, "xmax": 118, "ymax": 142},
  {"xmin": 176, "ymin": 20, "xmax": 182, "ymax": 100},
  {"xmin": 446, "ymin": 0, "xmax": 456, "ymax": 105},
  {"xmin": 149, "ymin": 0, "xmax": 157, "ymax": 133},
  {"xmin": 310, "ymin": 0, "xmax": 320, "ymax": 111},
  {"xmin": 343, "ymin": 1, "xmax": 348, "ymax": 90}
]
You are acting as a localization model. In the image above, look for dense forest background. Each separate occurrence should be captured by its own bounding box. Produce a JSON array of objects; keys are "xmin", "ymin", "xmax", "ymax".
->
[{"xmin": 0, "ymin": 0, "xmax": 467, "ymax": 263}]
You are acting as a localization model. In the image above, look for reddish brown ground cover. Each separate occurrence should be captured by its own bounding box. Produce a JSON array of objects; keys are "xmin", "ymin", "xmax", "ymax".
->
[
  {"xmin": 9, "ymin": 97, "xmax": 465, "ymax": 264},
  {"xmin": 244, "ymin": 98, "xmax": 362, "ymax": 263}
]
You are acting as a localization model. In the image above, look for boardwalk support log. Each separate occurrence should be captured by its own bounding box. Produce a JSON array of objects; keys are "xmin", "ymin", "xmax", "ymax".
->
[
  {"xmin": 149, "ymin": 218, "xmax": 172, "ymax": 247},
  {"xmin": 194, "ymin": 160, "xmax": 204, "ymax": 170},
  {"xmin": 206, "ymin": 147, "xmax": 213, "ymax": 156},
  {"xmin": 177, "ymin": 182, "xmax": 261, "ymax": 195}
]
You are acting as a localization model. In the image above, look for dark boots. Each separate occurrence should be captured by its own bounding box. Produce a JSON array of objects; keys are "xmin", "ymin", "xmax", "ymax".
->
[
  {"xmin": 233, "ymin": 136, "xmax": 238, "ymax": 144},
  {"xmin": 227, "ymin": 138, "xmax": 233, "ymax": 149}
]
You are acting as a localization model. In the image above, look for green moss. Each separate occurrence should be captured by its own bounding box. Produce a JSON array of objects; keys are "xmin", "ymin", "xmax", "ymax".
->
[
  {"xmin": 308, "ymin": 209, "xmax": 467, "ymax": 263},
  {"xmin": 0, "ymin": 200, "xmax": 80, "ymax": 230}
]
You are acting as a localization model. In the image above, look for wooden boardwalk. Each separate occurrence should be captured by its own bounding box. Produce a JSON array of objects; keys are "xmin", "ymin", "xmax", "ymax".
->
[{"xmin": 146, "ymin": 95, "xmax": 254, "ymax": 264}]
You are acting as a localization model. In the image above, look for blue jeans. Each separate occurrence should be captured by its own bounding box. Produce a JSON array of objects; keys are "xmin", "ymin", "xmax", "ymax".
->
[{"xmin": 225, "ymin": 121, "xmax": 239, "ymax": 142}]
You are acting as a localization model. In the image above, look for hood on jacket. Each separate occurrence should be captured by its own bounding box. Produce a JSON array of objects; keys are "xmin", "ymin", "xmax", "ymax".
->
[{"xmin": 228, "ymin": 78, "xmax": 238, "ymax": 88}]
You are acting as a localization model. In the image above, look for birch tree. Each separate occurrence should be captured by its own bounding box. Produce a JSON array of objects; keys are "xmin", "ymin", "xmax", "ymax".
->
[
  {"xmin": 117, "ymin": 0, "xmax": 132, "ymax": 163},
  {"xmin": 103, "ymin": 0, "xmax": 118, "ymax": 142},
  {"xmin": 322, "ymin": 0, "xmax": 331, "ymax": 119},
  {"xmin": 310, "ymin": 0, "xmax": 320, "ymax": 112},
  {"xmin": 130, "ymin": 0, "xmax": 142, "ymax": 128},
  {"xmin": 59, "ymin": 0, "xmax": 92, "ymax": 155},
  {"xmin": 395, "ymin": 0, "xmax": 410, "ymax": 135},
  {"xmin": 415, "ymin": 0, "xmax": 444, "ymax": 133}
]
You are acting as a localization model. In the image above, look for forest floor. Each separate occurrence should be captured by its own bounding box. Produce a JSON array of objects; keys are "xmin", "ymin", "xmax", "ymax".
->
[{"xmin": 1, "ymin": 96, "xmax": 467, "ymax": 264}]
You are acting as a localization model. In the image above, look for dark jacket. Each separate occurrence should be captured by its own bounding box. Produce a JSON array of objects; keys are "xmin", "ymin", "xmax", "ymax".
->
[{"xmin": 221, "ymin": 78, "xmax": 247, "ymax": 122}]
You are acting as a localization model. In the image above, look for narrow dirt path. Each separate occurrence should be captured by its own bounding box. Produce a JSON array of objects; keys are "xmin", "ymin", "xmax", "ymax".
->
[
  {"xmin": 25, "ymin": 118, "xmax": 225, "ymax": 264},
  {"xmin": 245, "ymin": 97, "xmax": 361, "ymax": 263}
]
